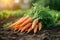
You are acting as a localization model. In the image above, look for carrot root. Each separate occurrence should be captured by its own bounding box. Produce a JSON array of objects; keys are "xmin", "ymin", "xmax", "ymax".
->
[
  {"xmin": 38, "ymin": 23, "xmax": 42, "ymax": 31},
  {"xmin": 34, "ymin": 25, "xmax": 38, "ymax": 33},
  {"xmin": 21, "ymin": 23, "xmax": 32, "ymax": 32},
  {"xmin": 32, "ymin": 19, "xmax": 38, "ymax": 29},
  {"xmin": 20, "ymin": 17, "xmax": 32, "ymax": 27},
  {"xmin": 7, "ymin": 16, "xmax": 29, "ymax": 29}
]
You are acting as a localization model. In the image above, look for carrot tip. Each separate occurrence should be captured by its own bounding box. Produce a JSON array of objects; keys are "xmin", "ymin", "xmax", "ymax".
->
[
  {"xmin": 21, "ymin": 31, "xmax": 23, "ymax": 32},
  {"xmin": 18, "ymin": 29, "xmax": 21, "ymax": 32},
  {"xmin": 14, "ymin": 28, "xmax": 17, "ymax": 31},
  {"xmin": 7, "ymin": 26, "xmax": 11, "ymax": 28},
  {"xmin": 27, "ymin": 31, "xmax": 29, "ymax": 33}
]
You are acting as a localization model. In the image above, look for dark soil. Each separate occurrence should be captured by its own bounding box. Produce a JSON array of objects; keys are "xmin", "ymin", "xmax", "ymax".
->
[
  {"xmin": 0, "ymin": 16, "xmax": 60, "ymax": 40},
  {"xmin": 0, "ymin": 27, "xmax": 60, "ymax": 40}
]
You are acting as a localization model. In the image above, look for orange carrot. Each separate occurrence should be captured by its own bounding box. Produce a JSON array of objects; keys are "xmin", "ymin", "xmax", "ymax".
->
[
  {"xmin": 27, "ymin": 26, "xmax": 33, "ymax": 33},
  {"xmin": 25, "ymin": 29, "xmax": 28, "ymax": 32},
  {"xmin": 14, "ymin": 25, "xmax": 20, "ymax": 31},
  {"xmin": 19, "ymin": 17, "xmax": 32, "ymax": 28},
  {"xmin": 7, "ymin": 16, "xmax": 29, "ymax": 29},
  {"xmin": 34, "ymin": 25, "xmax": 38, "ymax": 33},
  {"xmin": 27, "ymin": 19, "xmax": 38, "ymax": 33},
  {"xmin": 32, "ymin": 19, "xmax": 38, "ymax": 29},
  {"xmin": 17, "ymin": 17, "xmax": 32, "ymax": 32},
  {"xmin": 17, "ymin": 27, "xmax": 22, "ymax": 32},
  {"xmin": 18, "ymin": 16, "xmax": 29, "ymax": 25},
  {"xmin": 38, "ymin": 23, "xmax": 42, "ymax": 31},
  {"xmin": 21, "ymin": 23, "xmax": 32, "ymax": 32},
  {"xmin": 7, "ymin": 17, "xmax": 24, "ymax": 28}
]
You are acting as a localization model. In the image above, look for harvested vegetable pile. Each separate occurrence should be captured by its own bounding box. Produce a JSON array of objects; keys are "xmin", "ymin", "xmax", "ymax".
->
[
  {"xmin": 6, "ymin": 1, "xmax": 60, "ymax": 33},
  {"xmin": 7, "ymin": 16, "xmax": 42, "ymax": 33}
]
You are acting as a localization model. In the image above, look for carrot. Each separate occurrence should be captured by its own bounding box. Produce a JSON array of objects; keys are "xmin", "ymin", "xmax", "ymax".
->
[
  {"xmin": 27, "ymin": 26, "xmax": 33, "ymax": 33},
  {"xmin": 19, "ymin": 17, "xmax": 32, "ymax": 28},
  {"xmin": 27, "ymin": 19, "xmax": 38, "ymax": 33},
  {"xmin": 34, "ymin": 25, "xmax": 38, "ymax": 33},
  {"xmin": 18, "ymin": 16, "xmax": 29, "ymax": 25},
  {"xmin": 38, "ymin": 23, "xmax": 42, "ymax": 31},
  {"xmin": 17, "ymin": 27, "xmax": 22, "ymax": 32},
  {"xmin": 32, "ymin": 19, "xmax": 38, "ymax": 29},
  {"xmin": 25, "ymin": 29, "xmax": 28, "ymax": 32},
  {"xmin": 14, "ymin": 25, "xmax": 20, "ymax": 31},
  {"xmin": 7, "ymin": 17, "xmax": 24, "ymax": 28},
  {"xmin": 21, "ymin": 23, "xmax": 32, "ymax": 32},
  {"xmin": 17, "ymin": 17, "xmax": 32, "ymax": 32},
  {"xmin": 7, "ymin": 16, "xmax": 29, "ymax": 28}
]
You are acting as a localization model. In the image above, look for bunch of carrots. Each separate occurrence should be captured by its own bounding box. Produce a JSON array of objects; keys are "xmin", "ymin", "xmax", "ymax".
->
[{"xmin": 7, "ymin": 16, "xmax": 42, "ymax": 33}]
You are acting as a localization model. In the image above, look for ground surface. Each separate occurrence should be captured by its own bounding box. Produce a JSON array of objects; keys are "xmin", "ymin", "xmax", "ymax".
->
[
  {"xmin": 0, "ymin": 27, "xmax": 60, "ymax": 40},
  {"xmin": 0, "ymin": 16, "xmax": 60, "ymax": 40}
]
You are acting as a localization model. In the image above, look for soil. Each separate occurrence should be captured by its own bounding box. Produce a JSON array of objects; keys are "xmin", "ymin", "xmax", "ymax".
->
[
  {"xmin": 0, "ymin": 16, "xmax": 60, "ymax": 40},
  {"xmin": 0, "ymin": 27, "xmax": 60, "ymax": 40}
]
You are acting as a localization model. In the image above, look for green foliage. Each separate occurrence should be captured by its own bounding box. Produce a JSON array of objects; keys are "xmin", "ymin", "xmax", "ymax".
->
[
  {"xmin": 31, "ymin": 0, "xmax": 39, "ymax": 3},
  {"xmin": 49, "ymin": 10, "xmax": 60, "ymax": 21},
  {"xmin": 0, "ymin": 10, "xmax": 25, "ymax": 20},
  {"xmin": 2, "ymin": 22, "xmax": 12, "ymax": 28},
  {"xmin": 24, "ymin": 1, "xmax": 60, "ymax": 28},
  {"xmin": 32, "ymin": 0, "xmax": 60, "ymax": 10},
  {"xmin": 49, "ymin": 0, "xmax": 60, "ymax": 10}
]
